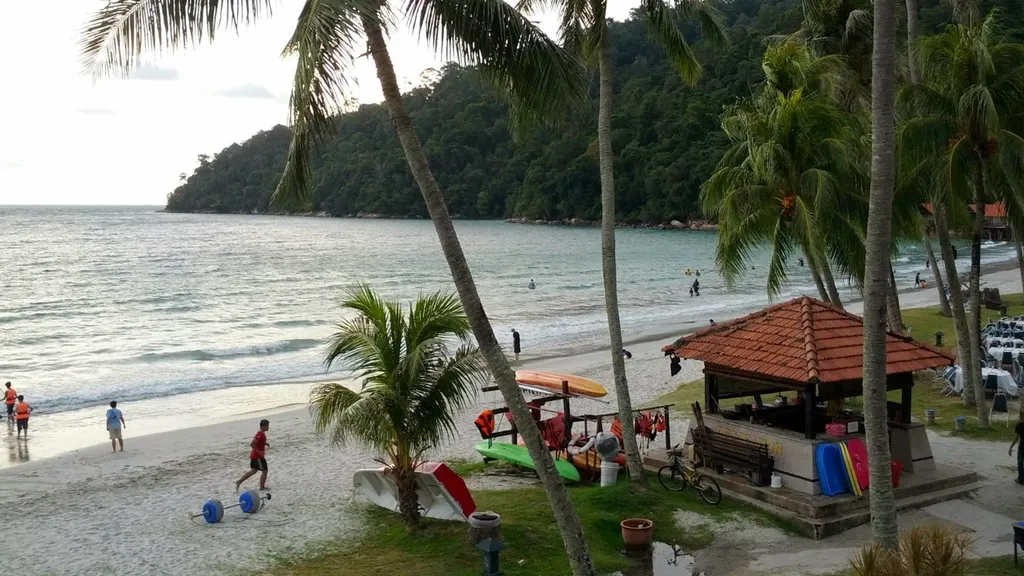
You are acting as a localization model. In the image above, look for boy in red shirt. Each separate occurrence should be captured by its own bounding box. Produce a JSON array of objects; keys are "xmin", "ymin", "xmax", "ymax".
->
[{"xmin": 235, "ymin": 419, "xmax": 270, "ymax": 491}]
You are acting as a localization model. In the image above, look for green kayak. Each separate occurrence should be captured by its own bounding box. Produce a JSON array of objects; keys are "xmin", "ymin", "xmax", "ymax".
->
[{"xmin": 474, "ymin": 440, "xmax": 581, "ymax": 482}]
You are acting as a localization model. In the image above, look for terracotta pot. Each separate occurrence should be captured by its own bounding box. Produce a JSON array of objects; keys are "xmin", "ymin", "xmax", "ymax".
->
[{"xmin": 620, "ymin": 518, "xmax": 654, "ymax": 550}]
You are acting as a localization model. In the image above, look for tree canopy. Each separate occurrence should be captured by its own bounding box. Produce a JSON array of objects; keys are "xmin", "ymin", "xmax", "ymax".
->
[{"xmin": 165, "ymin": 0, "xmax": 1021, "ymax": 223}]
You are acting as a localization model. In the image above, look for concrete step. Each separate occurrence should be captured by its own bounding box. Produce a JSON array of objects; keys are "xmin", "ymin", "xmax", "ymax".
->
[{"xmin": 721, "ymin": 481, "xmax": 985, "ymax": 540}]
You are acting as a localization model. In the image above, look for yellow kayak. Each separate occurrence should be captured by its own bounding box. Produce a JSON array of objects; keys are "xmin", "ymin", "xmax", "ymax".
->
[{"xmin": 514, "ymin": 370, "xmax": 608, "ymax": 398}]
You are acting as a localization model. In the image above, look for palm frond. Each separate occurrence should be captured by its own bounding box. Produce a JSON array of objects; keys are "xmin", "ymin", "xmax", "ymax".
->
[
  {"xmin": 673, "ymin": 0, "xmax": 729, "ymax": 48},
  {"xmin": 403, "ymin": 0, "xmax": 587, "ymax": 135},
  {"xmin": 80, "ymin": 0, "xmax": 275, "ymax": 76},
  {"xmin": 273, "ymin": 0, "xmax": 370, "ymax": 207},
  {"xmin": 641, "ymin": 0, "xmax": 702, "ymax": 85}
]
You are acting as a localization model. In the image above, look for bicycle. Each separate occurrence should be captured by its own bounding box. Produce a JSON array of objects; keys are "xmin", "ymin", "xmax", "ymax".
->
[{"xmin": 657, "ymin": 444, "xmax": 722, "ymax": 505}]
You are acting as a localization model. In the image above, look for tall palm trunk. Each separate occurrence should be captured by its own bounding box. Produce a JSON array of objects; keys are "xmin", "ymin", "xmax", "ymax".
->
[
  {"xmin": 923, "ymin": 232, "xmax": 953, "ymax": 315},
  {"xmin": 363, "ymin": 19, "xmax": 596, "ymax": 574},
  {"xmin": 819, "ymin": 258, "xmax": 845, "ymax": 309},
  {"xmin": 597, "ymin": 28, "xmax": 646, "ymax": 485},
  {"xmin": 808, "ymin": 252, "xmax": 830, "ymax": 301},
  {"xmin": 1016, "ymin": 233, "xmax": 1024, "ymax": 293},
  {"xmin": 906, "ymin": 0, "xmax": 953, "ymax": 318},
  {"xmin": 863, "ymin": 0, "xmax": 898, "ymax": 549},
  {"xmin": 886, "ymin": 263, "xmax": 904, "ymax": 333},
  {"xmin": 935, "ymin": 206, "xmax": 979, "ymax": 406},
  {"xmin": 970, "ymin": 164, "xmax": 990, "ymax": 428}
]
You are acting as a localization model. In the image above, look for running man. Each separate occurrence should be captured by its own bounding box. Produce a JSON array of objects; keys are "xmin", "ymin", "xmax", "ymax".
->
[
  {"xmin": 5, "ymin": 382, "xmax": 16, "ymax": 420},
  {"xmin": 14, "ymin": 395, "xmax": 31, "ymax": 439},
  {"xmin": 236, "ymin": 419, "xmax": 270, "ymax": 491},
  {"xmin": 106, "ymin": 401, "xmax": 126, "ymax": 453},
  {"xmin": 511, "ymin": 329, "xmax": 521, "ymax": 361}
]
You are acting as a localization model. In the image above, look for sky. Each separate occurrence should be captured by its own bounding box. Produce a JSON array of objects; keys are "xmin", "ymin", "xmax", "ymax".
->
[{"xmin": 0, "ymin": 0, "xmax": 640, "ymax": 206}]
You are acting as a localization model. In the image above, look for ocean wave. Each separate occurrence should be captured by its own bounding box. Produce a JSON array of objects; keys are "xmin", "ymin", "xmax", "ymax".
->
[{"xmin": 138, "ymin": 338, "xmax": 323, "ymax": 363}]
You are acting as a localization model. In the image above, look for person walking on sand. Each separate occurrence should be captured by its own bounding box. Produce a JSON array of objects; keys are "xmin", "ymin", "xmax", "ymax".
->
[
  {"xmin": 511, "ymin": 329, "xmax": 521, "ymax": 361},
  {"xmin": 236, "ymin": 419, "xmax": 270, "ymax": 492},
  {"xmin": 1010, "ymin": 417, "xmax": 1024, "ymax": 485},
  {"xmin": 106, "ymin": 401, "xmax": 125, "ymax": 453},
  {"xmin": 5, "ymin": 382, "xmax": 17, "ymax": 421},
  {"xmin": 14, "ymin": 395, "xmax": 31, "ymax": 439}
]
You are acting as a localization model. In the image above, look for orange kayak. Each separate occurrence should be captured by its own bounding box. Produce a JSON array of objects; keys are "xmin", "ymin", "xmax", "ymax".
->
[{"xmin": 514, "ymin": 370, "xmax": 608, "ymax": 398}]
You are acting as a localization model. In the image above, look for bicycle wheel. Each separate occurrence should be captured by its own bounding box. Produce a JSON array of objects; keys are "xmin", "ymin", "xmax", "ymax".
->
[
  {"xmin": 694, "ymin": 474, "xmax": 722, "ymax": 505},
  {"xmin": 658, "ymin": 465, "xmax": 687, "ymax": 491}
]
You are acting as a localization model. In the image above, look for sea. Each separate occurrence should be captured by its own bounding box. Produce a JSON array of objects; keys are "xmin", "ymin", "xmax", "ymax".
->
[{"xmin": 0, "ymin": 205, "xmax": 1016, "ymax": 463}]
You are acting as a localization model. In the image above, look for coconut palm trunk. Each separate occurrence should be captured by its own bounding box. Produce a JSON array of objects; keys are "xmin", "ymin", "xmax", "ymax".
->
[
  {"xmin": 970, "ymin": 166, "xmax": 990, "ymax": 428},
  {"xmin": 863, "ymin": 0, "xmax": 899, "ymax": 549},
  {"xmin": 934, "ymin": 206, "xmax": 979, "ymax": 406},
  {"xmin": 597, "ymin": 28, "xmax": 646, "ymax": 485},
  {"xmin": 886, "ymin": 264, "xmax": 904, "ymax": 333},
  {"xmin": 362, "ymin": 18, "xmax": 597, "ymax": 573},
  {"xmin": 923, "ymin": 232, "xmax": 953, "ymax": 315},
  {"xmin": 819, "ymin": 258, "xmax": 845, "ymax": 309},
  {"xmin": 1016, "ymin": 234, "xmax": 1024, "ymax": 293},
  {"xmin": 808, "ymin": 252, "xmax": 831, "ymax": 301}
]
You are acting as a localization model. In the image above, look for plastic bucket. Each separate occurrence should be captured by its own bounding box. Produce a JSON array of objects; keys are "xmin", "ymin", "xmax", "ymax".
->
[
  {"xmin": 600, "ymin": 461, "xmax": 619, "ymax": 487},
  {"xmin": 925, "ymin": 409, "xmax": 936, "ymax": 425},
  {"xmin": 770, "ymin": 474, "xmax": 783, "ymax": 489}
]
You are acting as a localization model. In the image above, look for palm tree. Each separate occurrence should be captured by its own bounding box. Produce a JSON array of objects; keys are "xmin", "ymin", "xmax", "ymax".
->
[
  {"xmin": 81, "ymin": 1, "xmax": 598, "ymax": 572},
  {"xmin": 702, "ymin": 41, "xmax": 868, "ymax": 305},
  {"xmin": 518, "ymin": 0, "xmax": 727, "ymax": 486},
  {"xmin": 311, "ymin": 286, "xmax": 487, "ymax": 527},
  {"xmin": 861, "ymin": 0, "xmax": 899, "ymax": 550},
  {"xmin": 898, "ymin": 13, "xmax": 1024, "ymax": 428}
]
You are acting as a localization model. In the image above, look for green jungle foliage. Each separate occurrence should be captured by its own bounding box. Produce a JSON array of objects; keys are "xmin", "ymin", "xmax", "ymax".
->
[{"xmin": 165, "ymin": 0, "xmax": 1023, "ymax": 223}]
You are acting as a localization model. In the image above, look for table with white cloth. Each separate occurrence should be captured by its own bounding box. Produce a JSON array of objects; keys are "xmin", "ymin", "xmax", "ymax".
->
[
  {"xmin": 952, "ymin": 366, "xmax": 1018, "ymax": 396},
  {"xmin": 985, "ymin": 337, "xmax": 1024, "ymax": 349},
  {"xmin": 988, "ymin": 346, "xmax": 1024, "ymax": 363}
]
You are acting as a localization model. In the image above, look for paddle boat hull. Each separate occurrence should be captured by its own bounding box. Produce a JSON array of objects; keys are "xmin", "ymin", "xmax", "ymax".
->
[{"xmin": 352, "ymin": 461, "xmax": 476, "ymax": 521}]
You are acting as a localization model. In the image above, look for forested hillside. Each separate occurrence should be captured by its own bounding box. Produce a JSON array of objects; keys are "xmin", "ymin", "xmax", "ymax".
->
[{"xmin": 165, "ymin": 0, "xmax": 1001, "ymax": 222}]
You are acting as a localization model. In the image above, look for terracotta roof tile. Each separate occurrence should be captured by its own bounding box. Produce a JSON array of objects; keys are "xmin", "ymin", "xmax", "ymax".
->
[{"xmin": 661, "ymin": 297, "xmax": 954, "ymax": 384}]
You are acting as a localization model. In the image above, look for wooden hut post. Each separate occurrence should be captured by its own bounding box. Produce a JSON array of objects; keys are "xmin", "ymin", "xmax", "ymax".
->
[
  {"xmin": 804, "ymin": 384, "xmax": 816, "ymax": 440},
  {"xmin": 562, "ymin": 380, "xmax": 571, "ymax": 446},
  {"xmin": 663, "ymin": 406, "xmax": 671, "ymax": 450}
]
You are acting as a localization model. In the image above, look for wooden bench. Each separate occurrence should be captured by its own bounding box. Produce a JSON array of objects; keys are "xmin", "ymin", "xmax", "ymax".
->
[{"xmin": 691, "ymin": 402, "xmax": 775, "ymax": 486}]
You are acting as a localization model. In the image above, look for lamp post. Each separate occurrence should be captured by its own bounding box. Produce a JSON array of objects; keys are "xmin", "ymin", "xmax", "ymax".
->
[{"xmin": 476, "ymin": 537, "xmax": 505, "ymax": 576}]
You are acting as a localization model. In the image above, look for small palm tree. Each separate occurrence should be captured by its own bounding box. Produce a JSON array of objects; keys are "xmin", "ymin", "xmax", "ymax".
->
[{"xmin": 311, "ymin": 285, "xmax": 487, "ymax": 528}]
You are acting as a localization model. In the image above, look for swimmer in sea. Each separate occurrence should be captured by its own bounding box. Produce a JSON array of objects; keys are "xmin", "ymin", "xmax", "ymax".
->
[{"xmin": 528, "ymin": 279, "xmax": 536, "ymax": 290}]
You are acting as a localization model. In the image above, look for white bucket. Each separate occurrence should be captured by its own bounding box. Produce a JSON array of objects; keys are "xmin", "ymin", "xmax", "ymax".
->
[
  {"xmin": 600, "ymin": 461, "xmax": 619, "ymax": 487},
  {"xmin": 771, "ymin": 474, "xmax": 783, "ymax": 489}
]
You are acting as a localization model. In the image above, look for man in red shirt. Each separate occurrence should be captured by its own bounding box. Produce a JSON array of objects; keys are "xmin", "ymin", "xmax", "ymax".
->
[{"xmin": 235, "ymin": 419, "xmax": 270, "ymax": 491}]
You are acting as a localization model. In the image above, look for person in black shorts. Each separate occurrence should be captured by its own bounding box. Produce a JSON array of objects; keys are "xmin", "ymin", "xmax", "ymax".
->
[
  {"xmin": 236, "ymin": 419, "xmax": 270, "ymax": 491},
  {"xmin": 1010, "ymin": 418, "xmax": 1024, "ymax": 485}
]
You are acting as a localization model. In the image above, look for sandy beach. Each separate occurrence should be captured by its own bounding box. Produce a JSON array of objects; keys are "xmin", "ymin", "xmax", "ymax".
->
[{"xmin": 3, "ymin": 266, "xmax": 1023, "ymax": 575}]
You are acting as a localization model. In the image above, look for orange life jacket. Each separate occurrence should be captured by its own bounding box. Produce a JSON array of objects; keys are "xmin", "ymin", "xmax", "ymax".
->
[
  {"xmin": 610, "ymin": 417, "xmax": 623, "ymax": 440},
  {"xmin": 15, "ymin": 402, "xmax": 30, "ymax": 420},
  {"xmin": 4, "ymin": 389, "xmax": 16, "ymax": 404},
  {"xmin": 474, "ymin": 410, "xmax": 495, "ymax": 439}
]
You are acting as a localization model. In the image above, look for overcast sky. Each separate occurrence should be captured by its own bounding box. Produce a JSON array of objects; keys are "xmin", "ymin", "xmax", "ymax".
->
[{"xmin": 0, "ymin": 0, "xmax": 640, "ymax": 206}]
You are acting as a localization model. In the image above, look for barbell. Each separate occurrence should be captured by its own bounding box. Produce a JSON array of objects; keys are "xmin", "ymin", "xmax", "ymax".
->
[{"xmin": 191, "ymin": 490, "xmax": 271, "ymax": 524}]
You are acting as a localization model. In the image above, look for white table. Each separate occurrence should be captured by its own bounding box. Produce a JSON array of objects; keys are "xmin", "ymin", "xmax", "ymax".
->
[
  {"xmin": 953, "ymin": 367, "xmax": 1018, "ymax": 396},
  {"xmin": 985, "ymin": 337, "xmax": 1024, "ymax": 349},
  {"xmin": 988, "ymin": 346, "xmax": 1024, "ymax": 363}
]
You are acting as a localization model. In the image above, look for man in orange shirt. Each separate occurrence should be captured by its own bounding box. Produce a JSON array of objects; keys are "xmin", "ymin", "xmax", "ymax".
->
[
  {"xmin": 14, "ymin": 395, "xmax": 31, "ymax": 439},
  {"xmin": 4, "ymin": 382, "xmax": 16, "ymax": 420}
]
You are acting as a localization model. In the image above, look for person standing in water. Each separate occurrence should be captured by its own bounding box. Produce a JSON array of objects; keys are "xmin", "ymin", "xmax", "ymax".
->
[
  {"xmin": 692, "ymin": 278, "xmax": 701, "ymax": 296},
  {"xmin": 5, "ymin": 382, "xmax": 17, "ymax": 421},
  {"xmin": 511, "ymin": 328, "xmax": 521, "ymax": 361},
  {"xmin": 528, "ymin": 279, "xmax": 535, "ymax": 290},
  {"xmin": 14, "ymin": 395, "xmax": 31, "ymax": 439},
  {"xmin": 106, "ymin": 401, "xmax": 126, "ymax": 453},
  {"xmin": 236, "ymin": 419, "xmax": 270, "ymax": 492}
]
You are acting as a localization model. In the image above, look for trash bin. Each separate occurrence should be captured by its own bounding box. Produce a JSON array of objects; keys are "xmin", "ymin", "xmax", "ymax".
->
[
  {"xmin": 890, "ymin": 461, "xmax": 904, "ymax": 488},
  {"xmin": 925, "ymin": 409, "xmax": 936, "ymax": 425},
  {"xmin": 600, "ymin": 461, "xmax": 619, "ymax": 487},
  {"xmin": 467, "ymin": 511, "xmax": 501, "ymax": 546},
  {"xmin": 954, "ymin": 416, "xmax": 967, "ymax": 432}
]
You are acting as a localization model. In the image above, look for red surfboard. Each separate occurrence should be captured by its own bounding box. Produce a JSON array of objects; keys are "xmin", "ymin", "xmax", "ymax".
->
[{"xmin": 846, "ymin": 438, "xmax": 870, "ymax": 490}]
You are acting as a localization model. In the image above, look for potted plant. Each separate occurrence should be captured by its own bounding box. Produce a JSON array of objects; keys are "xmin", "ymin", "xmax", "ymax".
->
[{"xmin": 620, "ymin": 518, "xmax": 654, "ymax": 550}]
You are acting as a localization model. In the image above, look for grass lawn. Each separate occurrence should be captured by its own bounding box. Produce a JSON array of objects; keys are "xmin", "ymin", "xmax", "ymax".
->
[{"xmin": 269, "ymin": 480, "xmax": 785, "ymax": 576}]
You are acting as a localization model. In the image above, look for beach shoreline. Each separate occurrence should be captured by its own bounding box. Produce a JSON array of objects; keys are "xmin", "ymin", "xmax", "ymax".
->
[{"xmin": 3, "ymin": 266, "xmax": 1022, "ymax": 575}]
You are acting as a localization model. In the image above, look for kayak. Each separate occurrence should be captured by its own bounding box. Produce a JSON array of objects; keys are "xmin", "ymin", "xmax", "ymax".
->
[
  {"xmin": 514, "ymin": 370, "xmax": 608, "ymax": 398},
  {"xmin": 352, "ymin": 461, "xmax": 476, "ymax": 521},
  {"xmin": 474, "ymin": 440, "xmax": 581, "ymax": 482}
]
